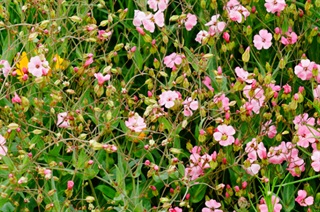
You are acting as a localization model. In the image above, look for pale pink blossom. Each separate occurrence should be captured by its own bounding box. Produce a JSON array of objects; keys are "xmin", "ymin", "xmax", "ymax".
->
[
  {"xmin": 264, "ymin": 0, "xmax": 286, "ymax": 14},
  {"xmin": 213, "ymin": 94, "xmax": 230, "ymax": 111},
  {"xmin": 311, "ymin": 150, "xmax": 320, "ymax": 172},
  {"xmin": 0, "ymin": 135, "xmax": 8, "ymax": 157},
  {"xmin": 295, "ymin": 190, "xmax": 314, "ymax": 206},
  {"xmin": 158, "ymin": 90, "xmax": 180, "ymax": 108},
  {"xmin": 213, "ymin": 124, "xmax": 236, "ymax": 146},
  {"xmin": 182, "ymin": 97, "xmax": 198, "ymax": 117},
  {"xmin": 245, "ymin": 138, "xmax": 267, "ymax": 162},
  {"xmin": 253, "ymin": 29, "xmax": 273, "ymax": 50},
  {"xmin": 225, "ymin": 1, "xmax": 250, "ymax": 23},
  {"xmin": 0, "ymin": 60, "xmax": 11, "ymax": 77},
  {"xmin": 163, "ymin": 53, "xmax": 182, "ymax": 69},
  {"xmin": 125, "ymin": 113, "xmax": 146, "ymax": 133},
  {"xmin": 94, "ymin": 73, "xmax": 111, "ymax": 85},
  {"xmin": 294, "ymin": 59, "xmax": 315, "ymax": 80},
  {"xmin": 287, "ymin": 156, "xmax": 305, "ymax": 177},
  {"xmin": 57, "ymin": 112, "xmax": 70, "ymax": 128},
  {"xmin": 244, "ymin": 163, "xmax": 260, "ymax": 175},
  {"xmin": 44, "ymin": 169, "xmax": 52, "ymax": 180},
  {"xmin": 147, "ymin": 0, "xmax": 168, "ymax": 12},
  {"xmin": 97, "ymin": 30, "xmax": 112, "ymax": 41},
  {"xmin": 259, "ymin": 195, "xmax": 282, "ymax": 212},
  {"xmin": 235, "ymin": 67, "xmax": 253, "ymax": 83},
  {"xmin": 281, "ymin": 28, "xmax": 298, "ymax": 45},
  {"xmin": 195, "ymin": 30, "xmax": 209, "ymax": 44},
  {"xmin": 28, "ymin": 56, "xmax": 50, "ymax": 77},
  {"xmin": 296, "ymin": 125, "xmax": 318, "ymax": 148},
  {"xmin": 133, "ymin": 10, "xmax": 164, "ymax": 33},
  {"xmin": 205, "ymin": 14, "xmax": 226, "ymax": 35},
  {"xmin": 202, "ymin": 199, "xmax": 223, "ymax": 212},
  {"xmin": 314, "ymin": 84, "xmax": 320, "ymax": 99},
  {"xmin": 293, "ymin": 113, "xmax": 315, "ymax": 129},
  {"xmin": 185, "ymin": 13, "xmax": 197, "ymax": 31}
]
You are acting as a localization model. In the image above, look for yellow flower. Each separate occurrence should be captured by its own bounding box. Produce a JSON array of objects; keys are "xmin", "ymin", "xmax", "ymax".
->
[
  {"xmin": 16, "ymin": 52, "xmax": 29, "ymax": 80},
  {"xmin": 53, "ymin": 54, "xmax": 66, "ymax": 71}
]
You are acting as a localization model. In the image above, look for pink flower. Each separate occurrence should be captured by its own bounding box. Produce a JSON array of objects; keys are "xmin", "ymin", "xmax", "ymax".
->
[
  {"xmin": 223, "ymin": 32, "xmax": 230, "ymax": 42},
  {"xmin": 235, "ymin": 67, "xmax": 253, "ymax": 83},
  {"xmin": 202, "ymin": 199, "xmax": 223, "ymax": 212},
  {"xmin": 245, "ymin": 138, "xmax": 267, "ymax": 162},
  {"xmin": 125, "ymin": 113, "xmax": 146, "ymax": 133},
  {"xmin": 253, "ymin": 29, "xmax": 272, "ymax": 50},
  {"xmin": 158, "ymin": 90, "xmax": 180, "ymax": 108},
  {"xmin": 0, "ymin": 135, "xmax": 8, "ymax": 157},
  {"xmin": 84, "ymin": 54, "xmax": 94, "ymax": 67},
  {"xmin": 205, "ymin": 14, "xmax": 226, "ymax": 35},
  {"xmin": 57, "ymin": 112, "xmax": 70, "ymax": 128},
  {"xmin": 314, "ymin": 84, "xmax": 320, "ymax": 99},
  {"xmin": 0, "ymin": 60, "xmax": 11, "ymax": 77},
  {"xmin": 67, "ymin": 180, "xmax": 74, "ymax": 190},
  {"xmin": 182, "ymin": 97, "xmax": 198, "ymax": 117},
  {"xmin": 259, "ymin": 195, "xmax": 282, "ymax": 212},
  {"xmin": 195, "ymin": 30, "xmax": 209, "ymax": 44},
  {"xmin": 295, "ymin": 190, "xmax": 314, "ymax": 206},
  {"xmin": 133, "ymin": 10, "xmax": 164, "ymax": 33},
  {"xmin": 287, "ymin": 156, "xmax": 305, "ymax": 177},
  {"xmin": 213, "ymin": 124, "xmax": 236, "ymax": 146},
  {"xmin": 12, "ymin": 92, "xmax": 22, "ymax": 104},
  {"xmin": 293, "ymin": 113, "xmax": 315, "ymax": 129},
  {"xmin": 44, "ymin": 169, "xmax": 52, "ymax": 180},
  {"xmin": 163, "ymin": 53, "xmax": 182, "ymax": 69},
  {"xmin": 185, "ymin": 13, "xmax": 197, "ymax": 31},
  {"xmin": 225, "ymin": 1, "xmax": 250, "ymax": 23},
  {"xmin": 28, "ymin": 56, "xmax": 50, "ymax": 77},
  {"xmin": 202, "ymin": 76, "xmax": 214, "ymax": 91},
  {"xmin": 97, "ymin": 30, "xmax": 112, "ymax": 41},
  {"xmin": 283, "ymin": 84, "xmax": 291, "ymax": 94},
  {"xmin": 294, "ymin": 59, "xmax": 315, "ymax": 80},
  {"xmin": 244, "ymin": 163, "xmax": 261, "ymax": 175},
  {"xmin": 281, "ymin": 28, "xmax": 298, "ymax": 45},
  {"xmin": 169, "ymin": 207, "xmax": 182, "ymax": 212},
  {"xmin": 94, "ymin": 73, "xmax": 111, "ymax": 85},
  {"xmin": 311, "ymin": 150, "xmax": 320, "ymax": 172},
  {"xmin": 147, "ymin": 0, "xmax": 168, "ymax": 12},
  {"xmin": 264, "ymin": 0, "xmax": 286, "ymax": 14}
]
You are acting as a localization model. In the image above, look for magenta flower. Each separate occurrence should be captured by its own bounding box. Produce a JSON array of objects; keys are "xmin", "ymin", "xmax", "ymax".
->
[
  {"xmin": 0, "ymin": 135, "xmax": 8, "ymax": 158},
  {"xmin": 94, "ymin": 73, "xmax": 111, "ymax": 85},
  {"xmin": 57, "ymin": 112, "xmax": 70, "ymax": 128},
  {"xmin": 264, "ymin": 0, "xmax": 286, "ymax": 14},
  {"xmin": 253, "ymin": 29, "xmax": 272, "ymax": 50},
  {"xmin": 158, "ymin": 90, "xmax": 180, "ymax": 108},
  {"xmin": 202, "ymin": 199, "xmax": 223, "ymax": 212},
  {"xmin": 169, "ymin": 207, "xmax": 182, "ymax": 212},
  {"xmin": 147, "ymin": 0, "xmax": 168, "ymax": 12},
  {"xmin": 125, "ymin": 113, "xmax": 146, "ymax": 133},
  {"xmin": 213, "ymin": 124, "xmax": 236, "ymax": 146},
  {"xmin": 202, "ymin": 76, "xmax": 214, "ymax": 91},
  {"xmin": 294, "ymin": 59, "xmax": 315, "ymax": 81},
  {"xmin": 295, "ymin": 190, "xmax": 314, "ymax": 206},
  {"xmin": 28, "ymin": 56, "xmax": 50, "ymax": 77},
  {"xmin": 185, "ymin": 13, "xmax": 197, "ymax": 31},
  {"xmin": 0, "ymin": 60, "xmax": 11, "ymax": 77},
  {"xmin": 12, "ymin": 92, "xmax": 22, "ymax": 104},
  {"xmin": 67, "ymin": 180, "xmax": 74, "ymax": 190},
  {"xmin": 163, "ymin": 53, "xmax": 182, "ymax": 69}
]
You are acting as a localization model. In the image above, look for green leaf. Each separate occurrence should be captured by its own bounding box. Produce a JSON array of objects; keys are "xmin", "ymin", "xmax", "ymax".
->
[
  {"xmin": 281, "ymin": 175, "xmax": 295, "ymax": 212},
  {"xmin": 190, "ymin": 183, "xmax": 207, "ymax": 203},
  {"xmin": 96, "ymin": 185, "xmax": 116, "ymax": 199}
]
